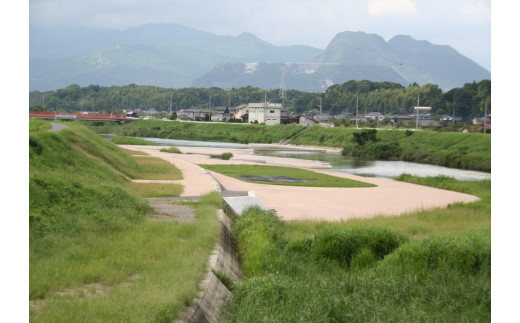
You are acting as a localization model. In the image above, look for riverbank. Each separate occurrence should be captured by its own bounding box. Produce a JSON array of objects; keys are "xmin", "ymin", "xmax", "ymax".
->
[{"xmin": 122, "ymin": 144, "xmax": 479, "ymax": 221}]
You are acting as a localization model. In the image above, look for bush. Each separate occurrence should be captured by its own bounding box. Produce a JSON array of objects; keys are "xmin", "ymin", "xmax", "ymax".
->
[
  {"xmin": 160, "ymin": 146, "xmax": 182, "ymax": 154},
  {"xmin": 352, "ymin": 129, "xmax": 378, "ymax": 146},
  {"xmin": 221, "ymin": 152, "xmax": 233, "ymax": 160},
  {"xmin": 368, "ymin": 141, "xmax": 402, "ymax": 160}
]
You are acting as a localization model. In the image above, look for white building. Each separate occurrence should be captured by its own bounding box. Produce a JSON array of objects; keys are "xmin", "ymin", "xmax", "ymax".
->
[{"xmin": 235, "ymin": 103, "xmax": 283, "ymax": 125}]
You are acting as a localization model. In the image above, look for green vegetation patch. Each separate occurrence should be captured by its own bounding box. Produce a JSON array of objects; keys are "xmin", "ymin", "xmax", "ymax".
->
[
  {"xmin": 160, "ymin": 146, "xmax": 182, "ymax": 154},
  {"xmin": 111, "ymin": 136, "xmax": 158, "ymax": 145},
  {"xmin": 201, "ymin": 164, "xmax": 374, "ymax": 187},
  {"xmin": 133, "ymin": 156, "xmax": 183, "ymax": 180}
]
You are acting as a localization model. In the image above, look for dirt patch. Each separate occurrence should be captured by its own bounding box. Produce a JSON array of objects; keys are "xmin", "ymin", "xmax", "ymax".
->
[{"xmin": 148, "ymin": 200, "xmax": 195, "ymax": 222}]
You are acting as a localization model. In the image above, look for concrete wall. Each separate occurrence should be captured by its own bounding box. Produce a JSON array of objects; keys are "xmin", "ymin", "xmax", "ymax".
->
[{"xmin": 178, "ymin": 210, "xmax": 242, "ymax": 323}]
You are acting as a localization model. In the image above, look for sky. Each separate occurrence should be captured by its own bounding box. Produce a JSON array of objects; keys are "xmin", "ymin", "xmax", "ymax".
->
[{"xmin": 29, "ymin": 0, "xmax": 491, "ymax": 70}]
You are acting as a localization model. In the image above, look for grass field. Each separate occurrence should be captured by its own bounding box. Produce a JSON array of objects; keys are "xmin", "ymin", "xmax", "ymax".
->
[
  {"xmin": 223, "ymin": 176, "xmax": 491, "ymax": 322},
  {"xmin": 29, "ymin": 120, "xmax": 220, "ymax": 322},
  {"xmin": 132, "ymin": 156, "xmax": 183, "ymax": 180},
  {"xmin": 201, "ymin": 164, "xmax": 375, "ymax": 188}
]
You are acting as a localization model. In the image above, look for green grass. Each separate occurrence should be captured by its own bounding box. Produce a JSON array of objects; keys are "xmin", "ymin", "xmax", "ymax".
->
[
  {"xmin": 30, "ymin": 192, "xmax": 221, "ymax": 323},
  {"xmin": 124, "ymin": 182, "xmax": 183, "ymax": 198},
  {"xmin": 133, "ymin": 156, "xmax": 183, "ymax": 180},
  {"xmin": 29, "ymin": 120, "xmax": 221, "ymax": 322},
  {"xmin": 160, "ymin": 146, "xmax": 182, "ymax": 154},
  {"xmin": 223, "ymin": 176, "xmax": 490, "ymax": 322},
  {"xmin": 112, "ymin": 136, "xmax": 158, "ymax": 145},
  {"xmin": 201, "ymin": 164, "xmax": 375, "ymax": 188},
  {"xmin": 121, "ymin": 148, "xmax": 148, "ymax": 155}
]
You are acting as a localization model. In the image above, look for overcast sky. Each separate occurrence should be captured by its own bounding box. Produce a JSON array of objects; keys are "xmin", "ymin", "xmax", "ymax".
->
[{"xmin": 29, "ymin": 0, "xmax": 491, "ymax": 70}]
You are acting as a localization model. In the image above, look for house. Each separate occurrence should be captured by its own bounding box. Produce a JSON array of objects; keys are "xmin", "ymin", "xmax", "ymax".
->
[
  {"xmin": 299, "ymin": 115, "xmax": 317, "ymax": 126},
  {"xmin": 125, "ymin": 111, "xmax": 138, "ymax": 118},
  {"xmin": 390, "ymin": 113, "xmax": 414, "ymax": 125},
  {"xmin": 212, "ymin": 106, "xmax": 236, "ymax": 122},
  {"xmin": 314, "ymin": 113, "xmax": 333, "ymax": 124},
  {"xmin": 440, "ymin": 115, "xmax": 463, "ymax": 124},
  {"xmin": 177, "ymin": 108, "xmax": 212, "ymax": 121},
  {"xmin": 334, "ymin": 112, "xmax": 353, "ymax": 121},
  {"xmin": 235, "ymin": 103, "xmax": 283, "ymax": 125},
  {"xmin": 365, "ymin": 112, "xmax": 385, "ymax": 121},
  {"xmin": 281, "ymin": 111, "xmax": 300, "ymax": 124},
  {"xmin": 472, "ymin": 115, "xmax": 491, "ymax": 125}
]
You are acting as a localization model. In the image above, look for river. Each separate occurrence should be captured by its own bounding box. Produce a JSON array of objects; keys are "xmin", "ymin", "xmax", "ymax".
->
[{"xmin": 125, "ymin": 136, "xmax": 491, "ymax": 181}]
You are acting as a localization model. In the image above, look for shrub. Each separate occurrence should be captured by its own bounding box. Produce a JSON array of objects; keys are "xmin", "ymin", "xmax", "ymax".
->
[
  {"xmin": 221, "ymin": 152, "xmax": 233, "ymax": 160},
  {"xmin": 368, "ymin": 141, "xmax": 402, "ymax": 160},
  {"xmin": 160, "ymin": 146, "xmax": 182, "ymax": 154},
  {"xmin": 352, "ymin": 129, "xmax": 378, "ymax": 146}
]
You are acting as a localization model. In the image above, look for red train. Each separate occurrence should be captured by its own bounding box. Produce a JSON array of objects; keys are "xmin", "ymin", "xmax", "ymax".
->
[{"xmin": 29, "ymin": 112, "xmax": 126, "ymax": 123}]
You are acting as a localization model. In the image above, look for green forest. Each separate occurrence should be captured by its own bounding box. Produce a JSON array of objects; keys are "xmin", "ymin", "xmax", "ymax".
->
[{"xmin": 29, "ymin": 80, "xmax": 490, "ymax": 119}]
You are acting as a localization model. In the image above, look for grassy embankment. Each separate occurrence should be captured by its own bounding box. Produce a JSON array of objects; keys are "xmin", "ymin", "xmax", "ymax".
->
[
  {"xmin": 202, "ymin": 164, "xmax": 374, "ymax": 188},
  {"xmin": 29, "ymin": 120, "xmax": 220, "ymax": 322},
  {"xmin": 223, "ymin": 175, "xmax": 491, "ymax": 322},
  {"xmin": 86, "ymin": 120, "xmax": 490, "ymax": 172}
]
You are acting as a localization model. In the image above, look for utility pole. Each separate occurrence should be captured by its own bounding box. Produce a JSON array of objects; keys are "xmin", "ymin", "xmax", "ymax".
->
[
  {"xmin": 279, "ymin": 66, "xmax": 287, "ymax": 107},
  {"xmin": 416, "ymin": 94, "xmax": 420, "ymax": 129},
  {"xmin": 169, "ymin": 94, "xmax": 173, "ymax": 115},
  {"xmin": 356, "ymin": 95, "xmax": 359, "ymax": 129},
  {"xmin": 484, "ymin": 99, "xmax": 488, "ymax": 133}
]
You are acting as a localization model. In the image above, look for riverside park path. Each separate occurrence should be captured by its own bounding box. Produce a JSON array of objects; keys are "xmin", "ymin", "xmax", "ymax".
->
[{"xmin": 121, "ymin": 144, "xmax": 479, "ymax": 222}]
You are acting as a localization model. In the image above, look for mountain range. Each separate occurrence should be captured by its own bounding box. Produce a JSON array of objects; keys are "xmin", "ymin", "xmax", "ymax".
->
[{"xmin": 30, "ymin": 23, "xmax": 490, "ymax": 92}]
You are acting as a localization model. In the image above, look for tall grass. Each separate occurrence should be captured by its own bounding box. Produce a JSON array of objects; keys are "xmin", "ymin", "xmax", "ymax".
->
[{"xmin": 29, "ymin": 120, "xmax": 221, "ymax": 322}]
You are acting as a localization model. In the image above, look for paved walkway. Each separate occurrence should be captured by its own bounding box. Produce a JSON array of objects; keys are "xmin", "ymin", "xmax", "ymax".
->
[{"xmin": 121, "ymin": 144, "xmax": 479, "ymax": 222}]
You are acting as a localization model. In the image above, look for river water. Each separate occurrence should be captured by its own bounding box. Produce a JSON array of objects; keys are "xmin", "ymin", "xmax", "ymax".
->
[{"xmin": 131, "ymin": 137, "xmax": 491, "ymax": 181}]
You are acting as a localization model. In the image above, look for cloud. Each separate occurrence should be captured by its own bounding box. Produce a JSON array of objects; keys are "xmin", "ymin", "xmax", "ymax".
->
[
  {"xmin": 460, "ymin": 2, "xmax": 490, "ymax": 21},
  {"xmin": 367, "ymin": 0, "xmax": 418, "ymax": 17}
]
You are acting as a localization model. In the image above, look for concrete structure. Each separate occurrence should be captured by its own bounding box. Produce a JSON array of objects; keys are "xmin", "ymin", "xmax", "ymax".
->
[{"xmin": 235, "ymin": 103, "xmax": 283, "ymax": 125}]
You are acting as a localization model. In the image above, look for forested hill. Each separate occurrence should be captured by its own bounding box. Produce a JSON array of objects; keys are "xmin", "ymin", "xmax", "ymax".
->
[
  {"xmin": 30, "ymin": 24, "xmax": 488, "ymax": 92},
  {"xmin": 29, "ymin": 80, "xmax": 491, "ymax": 119}
]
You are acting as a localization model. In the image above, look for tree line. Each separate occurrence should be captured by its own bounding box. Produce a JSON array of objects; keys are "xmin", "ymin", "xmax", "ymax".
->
[{"xmin": 29, "ymin": 79, "xmax": 491, "ymax": 119}]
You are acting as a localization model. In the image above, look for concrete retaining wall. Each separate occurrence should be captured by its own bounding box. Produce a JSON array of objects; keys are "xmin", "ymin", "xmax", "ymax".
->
[{"xmin": 178, "ymin": 210, "xmax": 242, "ymax": 323}]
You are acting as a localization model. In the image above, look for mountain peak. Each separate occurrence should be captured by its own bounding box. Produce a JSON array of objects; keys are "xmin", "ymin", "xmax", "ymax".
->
[{"xmin": 236, "ymin": 32, "xmax": 261, "ymax": 41}]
